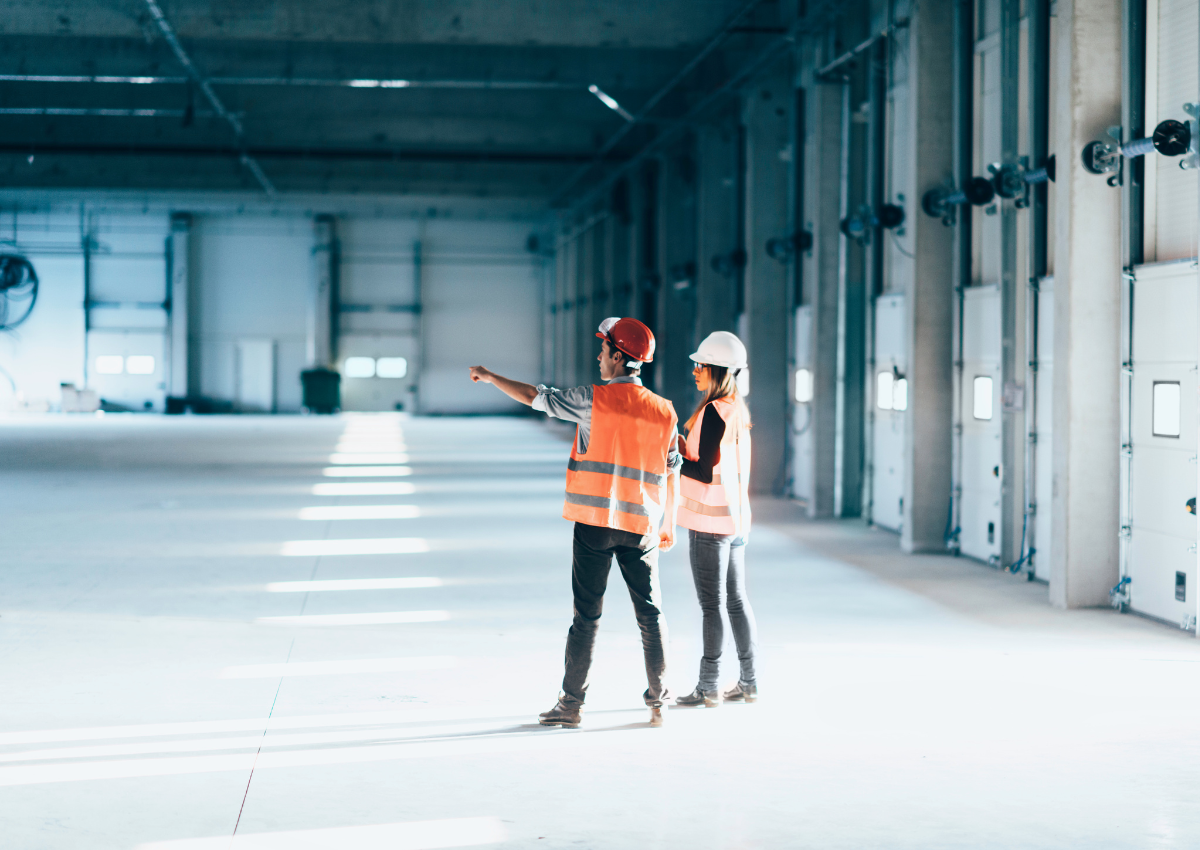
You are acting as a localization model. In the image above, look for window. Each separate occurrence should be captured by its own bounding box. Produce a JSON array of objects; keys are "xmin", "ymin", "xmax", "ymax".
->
[
  {"xmin": 1152, "ymin": 381, "xmax": 1181, "ymax": 437},
  {"xmin": 794, "ymin": 368, "xmax": 813, "ymax": 403},
  {"xmin": 95, "ymin": 355, "xmax": 124, "ymax": 375},
  {"xmin": 973, "ymin": 376, "xmax": 993, "ymax": 420},
  {"xmin": 893, "ymin": 378, "xmax": 908, "ymax": 412},
  {"xmin": 876, "ymin": 371, "xmax": 894, "ymax": 410},
  {"xmin": 125, "ymin": 355, "xmax": 156, "ymax": 375},
  {"xmin": 376, "ymin": 357, "xmax": 408, "ymax": 379},
  {"xmin": 343, "ymin": 357, "xmax": 376, "ymax": 378}
]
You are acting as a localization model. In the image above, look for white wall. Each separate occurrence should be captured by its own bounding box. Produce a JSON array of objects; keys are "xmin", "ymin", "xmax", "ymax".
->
[{"xmin": 0, "ymin": 193, "xmax": 551, "ymax": 415}]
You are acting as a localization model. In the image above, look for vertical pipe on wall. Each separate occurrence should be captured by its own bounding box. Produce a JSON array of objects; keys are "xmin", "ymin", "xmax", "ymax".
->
[
  {"xmin": 309, "ymin": 214, "xmax": 337, "ymax": 370},
  {"xmin": 1025, "ymin": 0, "xmax": 1051, "ymax": 578},
  {"xmin": 949, "ymin": 0, "xmax": 975, "ymax": 554},
  {"xmin": 80, "ymin": 204, "xmax": 92, "ymax": 389},
  {"xmin": 1119, "ymin": 0, "xmax": 1148, "ymax": 591},
  {"xmin": 167, "ymin": 212, "xmax": 191, "ymax": 399},
  {"xmin": 863, "ymin": 37, "xmax": 888, "ymax": 524},
  {"xmin": 413, "ymin": 237, "xmax": 424, "ymax": 413}
]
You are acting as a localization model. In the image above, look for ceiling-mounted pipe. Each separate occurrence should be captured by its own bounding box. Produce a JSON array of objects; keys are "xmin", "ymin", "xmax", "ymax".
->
[
  {"xmin": 142, "ymin": 0, "xmax": 274, "ymax": 194},
  {"xmin": 554, "ymin": 0, "xmax": 770, "ymax": 202},
  {"xmin": 815, "ymin": 18, "xmax": 910, "ymax": 79},
  {"xmin": 0, "ymin": 73, "xmax": 586, "ymax": 91}
]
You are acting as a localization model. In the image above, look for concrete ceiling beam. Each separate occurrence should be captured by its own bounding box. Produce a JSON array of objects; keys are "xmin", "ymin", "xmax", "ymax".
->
[{"xmin": 1, "ymin": 0, "xmax": 753, "ymax": 49}]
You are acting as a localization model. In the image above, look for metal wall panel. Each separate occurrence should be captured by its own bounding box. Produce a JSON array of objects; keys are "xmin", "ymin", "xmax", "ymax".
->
[
  {"xmin": 959, "ymin": 285, "xmax": 1003, "ymax": 562},
  {"xmin": 1125, "ymin": 261, "xmax": 1198, "ymax": 626},
  {"xmin": 1152, "ymin": 0, "xmax": 1199, "ymax": 261},
  {"xmin": 871, "ymin": 292, "xmax": 906, "ymax": 531}
]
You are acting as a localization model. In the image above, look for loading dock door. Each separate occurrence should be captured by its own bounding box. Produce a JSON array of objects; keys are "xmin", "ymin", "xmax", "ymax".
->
[
  {"xmin": 959, "ymin": 285, "xmax": 1003, "ymax": 563},
  {"xmin": 871, "ymin": 293, "xmax": 906, "ymax": 532},
  {"xmin": 1126, "ymin": 262, "xmax": 1197, "ymax": 626},
  {"xmin": 337, "ymin": 221, "xmax": 420, "ymax": 413}
]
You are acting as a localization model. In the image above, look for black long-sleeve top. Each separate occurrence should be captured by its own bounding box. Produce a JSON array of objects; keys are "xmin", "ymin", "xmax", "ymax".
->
[{"xmin": 680, "ymin": 404, "xmax": 726, "ymax": 484}]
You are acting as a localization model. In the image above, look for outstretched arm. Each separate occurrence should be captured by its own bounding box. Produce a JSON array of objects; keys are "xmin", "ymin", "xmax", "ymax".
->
[{"xmin": 469, "ymin": 366, "xmax": 538, "ymax": 406}]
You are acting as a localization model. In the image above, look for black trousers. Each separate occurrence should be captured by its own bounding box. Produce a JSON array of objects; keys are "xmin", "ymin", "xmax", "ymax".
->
[{"xmin": 560, "ymin": 522, "xmax": 669, "ymax": 708}]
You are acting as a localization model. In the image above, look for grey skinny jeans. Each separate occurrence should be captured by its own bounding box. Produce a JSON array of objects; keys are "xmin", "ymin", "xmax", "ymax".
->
[{"xmin": 688, "ymin": 529, "xmax": 757, "ymax": 691}]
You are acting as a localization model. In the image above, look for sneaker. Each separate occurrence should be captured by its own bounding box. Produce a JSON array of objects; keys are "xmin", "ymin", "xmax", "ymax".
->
[
  {"xmin": 648, "ymin": 706, "xmax": 664, "ymax": 727},
  {"xmin": 722, "ymin": 682, "xmax": 758, "ymax": 703},
  {"xmin": 674, "ymin": 687, "xmax": 720, "ymax": 708},
  {"xmin": 538, "ymin": 700, "xmax": 581, "ymax": 728}
]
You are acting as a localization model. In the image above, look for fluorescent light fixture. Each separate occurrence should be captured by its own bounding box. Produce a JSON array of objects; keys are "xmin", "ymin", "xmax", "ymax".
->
[
  {"xmin": 346, "ymin": 79, "xmax": 411, "ymax": 89},
  {"xmin": 281, "ymin": 537, "xmax": 430, "ymax": 556},
  {"xmin": 125, "ymin": 355, "xmax": 156, "ymax": 375},
  {"xmin": 893, "ymin": 378, "xmax": 908, "ymax": 412},
  {"xmin": 267, "ymin": 577, "xmax": 440, "ymax": 591},
  {"xmin": 312, "ymin": 483, "xmax": 417, "ymax": 496},
  {"xmin": 323, "ymin": 466, "xmax": 412, "ymax": 477},
  {"xmin": 588, "ymin": 84, "xmax": 635, "ymax": 122},
  {"xmin": 1152, "ymin": 381, "xmax": 1181, "ymax": 437},
  {"xmin": 258, "ymin": 610, "xmax": 449, "ymax": 626},
  {"xmin": 330, "ymin": 453, "xmax": 410, "ymax": 464},
  {"xmin": 794, "ymin": 368, "xmax": 813, "ymax": 403},
  {"xmin": 973, "ymin": 376, "xmax": 993, "ymax": 420},
  {"xmin": 299, "ymin": 505, "xmax": 421, "ymax": 520},
  {"xmin": 95, "ymin": 355, "xmax": 124, "ymax": 375},
  {"xmin": 135, "ymin": 817, "xmax": 505, "ymax": 850},
  {"xmin": 344, "ymin": 356, "xmax": 376, "ymax": 378},
  {"xmin": 876, "ymin": 371, "xmax": 894, "ymax": 410},
  {"xmin": 220, "ymin": 655, "xmax": 453, "ymax": 678},
  {"xmin": 376, "ymin": 357, "xmax": 408, "ymax": 378}
]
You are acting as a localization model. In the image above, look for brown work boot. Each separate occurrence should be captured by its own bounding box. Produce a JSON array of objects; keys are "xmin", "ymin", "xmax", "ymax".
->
[
  {"xmin": 538, "ymin": 700, "xmax": 581, "ymax": 728},
  {"xmin": 648, "ymin": 706, "xmax": 664, "ymax": 727},
  {"xmin": 675, "ymin": 687, "xmax": 720, "ymax": 708},
  {"xmin": 721, "ymin": 682, "xmax": 758, "ymax": 703}
]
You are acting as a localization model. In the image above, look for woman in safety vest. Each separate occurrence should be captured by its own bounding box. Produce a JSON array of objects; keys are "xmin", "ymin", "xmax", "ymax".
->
[{"xmin": 674, "ymin": 331, "xmax": 759, "ymax": 708}]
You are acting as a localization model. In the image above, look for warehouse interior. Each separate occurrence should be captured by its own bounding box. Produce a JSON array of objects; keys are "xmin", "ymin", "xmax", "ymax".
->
[{"xmin": 2, "ymin": 1, "xmax": 1199, "ymax": 847}]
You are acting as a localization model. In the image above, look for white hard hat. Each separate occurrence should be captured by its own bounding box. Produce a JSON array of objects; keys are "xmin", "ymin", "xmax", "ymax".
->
[{"xmin": 689, "ymin": 331, "xmax": 748, "ymax": 370}]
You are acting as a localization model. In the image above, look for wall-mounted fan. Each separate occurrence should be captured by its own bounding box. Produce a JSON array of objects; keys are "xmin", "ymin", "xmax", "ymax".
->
[{"xmin": 0, "ymin": 254, "xmax": 38, "ymax": 331}]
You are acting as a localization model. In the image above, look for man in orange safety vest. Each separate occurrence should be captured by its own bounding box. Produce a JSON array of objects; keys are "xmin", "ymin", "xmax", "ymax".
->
[{"xmin": 469, "ymin": 316, "xmax": 681, "ymax": 728}]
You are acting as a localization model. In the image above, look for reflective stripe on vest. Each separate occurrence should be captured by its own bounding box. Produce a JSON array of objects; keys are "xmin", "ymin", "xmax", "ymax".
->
[
  {"xmin": 566, "ymin": 457, "xmax": 666, "ymax": 488},
  {"xmin": 678, "ymin": 397, "xmax": 751, "ymax": 537},
  {"xmin": 562, "ymin": 382, "xmax": 677, "ymax": 536}
]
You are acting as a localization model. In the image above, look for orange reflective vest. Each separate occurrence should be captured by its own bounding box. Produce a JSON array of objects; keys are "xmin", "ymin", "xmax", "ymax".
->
[
  {"xmin": 562, "ymin": 382, "xmax": 678, "ymax": 536},
  {"xmin": 678, "ymin": 397, "xmax": 751, "ymax": 538}
]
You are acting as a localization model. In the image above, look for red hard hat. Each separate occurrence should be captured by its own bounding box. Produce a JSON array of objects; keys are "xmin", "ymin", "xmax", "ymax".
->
[{"xmin": 596, "ymin": 316, "xmax": 655, "ymax": 363}]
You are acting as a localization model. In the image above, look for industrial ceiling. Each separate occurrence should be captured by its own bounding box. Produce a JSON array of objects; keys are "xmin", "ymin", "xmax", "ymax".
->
[{"xmin": 0, "ymin": 0, "xmax": 800, "ymax": 201}]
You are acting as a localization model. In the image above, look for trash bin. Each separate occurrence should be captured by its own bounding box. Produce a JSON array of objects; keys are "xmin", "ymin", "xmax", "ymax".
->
[{"xmin": 301, "ymin": 368, "xmax": 341, "ymax": 414}]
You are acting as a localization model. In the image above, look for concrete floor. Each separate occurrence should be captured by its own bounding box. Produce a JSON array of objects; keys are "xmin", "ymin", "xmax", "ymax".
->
[{"xmin": 1, "ymin": 413, "xmax": 1199, "ymax": 849}]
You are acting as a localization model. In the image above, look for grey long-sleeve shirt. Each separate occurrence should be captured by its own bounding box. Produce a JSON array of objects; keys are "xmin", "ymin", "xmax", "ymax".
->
[{"xmin": 533, "ymin": 375, "xmax": 683, "ymax": 472}]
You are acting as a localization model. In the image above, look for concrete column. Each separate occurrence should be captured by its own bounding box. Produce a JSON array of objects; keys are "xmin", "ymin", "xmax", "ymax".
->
[
  {"xmin": 1049, "ymin": 0, "xmax": 1122, "ymax": 607},
  {"xmin": 901, "ymin": 0, "xmax": 956, "ymax": 553},
  {"xmin": 696, "ymin": 125, "xmax": 739, "ymax": 337},
  {"xmin": 308, "ymin": 214, "xmax": 338, "ymax": 369},
  {"xmin": 743, "ymin": 64, "xmax": 793, "ymax": 496},
  {"xmin": 167, "ymin": 213, "xmax": 191, "ymax": 398},
  {"xmin": 800, "ymin": 79, "xmax": 844, "ymax": 517},
  {"xmin": 658, "ymin": 140, "xmax": 699, "ymax": 415}
]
